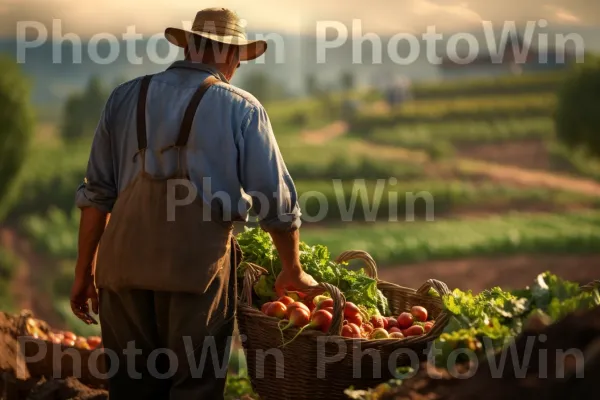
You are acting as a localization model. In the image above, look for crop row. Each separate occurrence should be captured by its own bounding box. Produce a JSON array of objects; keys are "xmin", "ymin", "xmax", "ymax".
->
[
  {"xmin": 300, "ymin": 210, "xmax": 600, "ymax": 265},
  {"xmin": 366, "ymin": 117, "xmax": 554, "ymax": 148},
  {"xmin": 350, "ymin": 94, "xmax": 556, "ymax": 131},
  {"xmin": 293, "ymin": 179, "xmax": 597, "ymax": 222},
  {"xmin": 411, "ymin": 72, "xmax": 566, "ymax": 100},
  {"xmin": 23, "ymin": 181, "xmax": 599, "ymax": 261}
]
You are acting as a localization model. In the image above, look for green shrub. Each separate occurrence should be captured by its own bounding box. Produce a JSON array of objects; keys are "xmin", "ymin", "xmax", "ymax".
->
[
  {"xmin": 61, "ymin": 76, "xmax": 109, "ymax": 139},
  {"xmin": 555, "ymin": 55, "xmax": 600, "ymax": 159},
  {"xmin": 0, "ymin": 56, "xmax": 35, "ymax": 219}
]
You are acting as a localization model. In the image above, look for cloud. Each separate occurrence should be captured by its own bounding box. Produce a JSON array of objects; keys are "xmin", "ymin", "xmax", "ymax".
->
[{"xmin": 543, "ymin": 5, "xmax": 581, "ymax": 24}]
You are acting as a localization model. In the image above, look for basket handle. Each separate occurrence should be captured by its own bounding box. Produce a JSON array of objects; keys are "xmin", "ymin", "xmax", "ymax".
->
[
  {"xmin": 581, "ymin": 280, "xmax": 600, "ymax": 292},
  {"xmin": 240, "ymin": 262, "xmax": 269, "ymax": 306},
  {"xmin": 416, "ymin": 279, "xmax": 451, "ymax": 297},
  {"xmin": 335, "ymin": 250, "xmax": 378, "ymax": 280},
  {"xmin": 314, "ymin": 282, "xmax": 346, "ymax": 336}
]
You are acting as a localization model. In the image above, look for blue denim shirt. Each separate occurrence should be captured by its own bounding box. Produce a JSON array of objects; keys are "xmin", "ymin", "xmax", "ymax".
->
[{"xmin": 76, "ymin": 60, "xmax": 301, "ymax": 232}]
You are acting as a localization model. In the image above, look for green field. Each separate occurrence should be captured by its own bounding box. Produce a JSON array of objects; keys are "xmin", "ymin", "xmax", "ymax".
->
[
  {"xmin": 4, "ymin": 69, "xmax": 600, "ymax": 336},
  {"xmin": 301, "ymin": 210, "xmax": 600, "ymax": 266},
  {"xmin": 366, "ymin": 117, "xmax": 554, "ymax": 149}
]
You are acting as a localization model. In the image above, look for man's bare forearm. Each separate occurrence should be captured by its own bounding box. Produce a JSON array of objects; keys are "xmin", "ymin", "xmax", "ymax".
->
[
  {"xmin": 269, "ymin": 229, "xmax": 302, "ymax": 272},
  {"xmin": 75, "ymin": 207, "xmax": 109, "ymax": 280}
]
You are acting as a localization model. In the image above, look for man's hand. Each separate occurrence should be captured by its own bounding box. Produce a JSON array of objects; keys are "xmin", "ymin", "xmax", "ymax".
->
[
  {"xmin": 275, "ymin": 266, "xmax": 318, "ymax": 298},
  {"xmin": 70, "ymin": 274, "xmax": 99, "ymax": 325}
]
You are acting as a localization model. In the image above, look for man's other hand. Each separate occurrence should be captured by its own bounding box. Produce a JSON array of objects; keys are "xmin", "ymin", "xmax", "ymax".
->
[{"xmin": 70, "ymin": 274, "xmax": 99, "ymax": 325}]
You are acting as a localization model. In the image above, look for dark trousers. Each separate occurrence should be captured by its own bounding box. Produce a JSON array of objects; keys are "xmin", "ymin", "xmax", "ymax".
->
[{"xmin": 98, "ymin": 246, "xmax": 238, "ymax": 400}]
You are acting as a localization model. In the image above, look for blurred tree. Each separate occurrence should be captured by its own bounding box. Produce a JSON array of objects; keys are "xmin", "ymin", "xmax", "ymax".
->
[
  {"xmin": 61, "ymin": 75, "xmax": 109, "ymax": 139},
  {"xmin": 0, "ymin": 56, "xmax": 34, "ymax": 214},
  {"xmin": 340, "ymin": 70, "xmax": 355, "ymax": 92},
  {"xmin": 555, "ymin": 55, "xmax": 600, "ymax": 158},
  {"xmin": 238, "ymin": 71, "xmax": 286, "ymax": 103},
  {"xmin": 305, "ymin": 74, "xmax": 321, "ymax": 97}
]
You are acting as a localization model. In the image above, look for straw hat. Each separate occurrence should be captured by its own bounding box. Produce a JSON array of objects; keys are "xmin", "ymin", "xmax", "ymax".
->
[{"xmin": 165, "ymin": 8, "xmax": 267, "ymax": 61}]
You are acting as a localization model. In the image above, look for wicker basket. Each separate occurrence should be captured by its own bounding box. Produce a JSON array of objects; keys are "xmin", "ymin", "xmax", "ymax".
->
[{"xmin": 236, "ymin": 250, "xmax": 451, "ymax": 400}]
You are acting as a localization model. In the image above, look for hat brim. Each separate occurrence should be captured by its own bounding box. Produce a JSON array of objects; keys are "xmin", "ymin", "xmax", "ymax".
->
[{"xmin": 165, "ymin": 27, "xmax": 267, "ymax": 61}]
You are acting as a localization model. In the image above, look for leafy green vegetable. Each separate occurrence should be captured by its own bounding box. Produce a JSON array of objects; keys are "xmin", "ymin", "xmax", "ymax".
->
[
  {"xmin": 434, "ymin": 272, "xmax": 599, "ymax": 367},
  {"xmin": 237, "ymin": 227, "xmax": 389, "ymax": 317}
]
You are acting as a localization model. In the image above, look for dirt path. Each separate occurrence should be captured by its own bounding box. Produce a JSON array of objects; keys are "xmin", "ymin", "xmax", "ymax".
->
[
  {"xmin": 378, "ymin": 254, "xmax": 600, "ymax": 293},
  {"xmin": 306, "ymin": 120, "xmax": 600, "ymax": 196},
  {"xmin": 301, "ymin": 121, "xmax": 348, "ymax": 145},
  {"xmin": 0, "ymin": 228, "xmax": 64, "ymax": 327}
]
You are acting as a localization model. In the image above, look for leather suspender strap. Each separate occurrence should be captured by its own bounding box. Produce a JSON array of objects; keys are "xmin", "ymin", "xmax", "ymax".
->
[
  {"xmin": 175, "ymin": 76, "xmax": 219, "ymax": 148},
  {"xmin": 136, "ymin": 75, "xmax": 153, "ymax": 151}
]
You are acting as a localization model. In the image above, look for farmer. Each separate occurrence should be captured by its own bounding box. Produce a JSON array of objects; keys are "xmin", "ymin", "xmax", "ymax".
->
[{"xmin": 72, "ymin": 8, "xmax": 317, "ymax": 399}]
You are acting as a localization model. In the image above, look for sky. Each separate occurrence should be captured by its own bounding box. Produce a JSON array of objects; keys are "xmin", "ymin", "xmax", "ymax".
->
[{"xmin": 0, "ymin": 0, "xmax": 598, "ymax": 38}]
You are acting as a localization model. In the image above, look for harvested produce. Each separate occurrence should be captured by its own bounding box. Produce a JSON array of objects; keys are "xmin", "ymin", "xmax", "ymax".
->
[
  {"xmin": 341, "ymin": 323, "xmax": 362, "ymax": 338},
  {"xmin": 403, "ymin": 325, "xmax": 425, "ymax": 337},
  {"xmin": 266, "ymin": 302, "xmax": 287, "ymax": 319},
  {"xmin": 410, "ymin": 306, "xmax": 428, "ymax": 322},
  {"xmin": 238, "ymin": 227, "xmax": 390, "ymax": 317},
  {"xmin": 397, "ymin": 312, "xmax": 414, "ymax": 329},
  {"xmin": 281, "ymin": 308, "xmax": 311, "ymax": 331},
  {"xmin": 286, "ymin": 302, "xmax": 310, "ymax": 318},
  {"xmin": 278, "ymin": 296, "xmax": 295, "ymax": 306},
  {"xmin": 244, "ymin": 227, "xmax": 437, "ymax": 341},
  {"xmin": 23, "ymin": 318, "xmax": 103, "ymax": 351},
  {"xmin": 369, "ymin": 328, "xmax": 389, "ymax": 339}
]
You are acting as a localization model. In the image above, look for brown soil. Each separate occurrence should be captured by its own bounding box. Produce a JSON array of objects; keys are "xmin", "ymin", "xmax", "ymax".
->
[
  {"xmin": 0, "ymin": 312, "xmax": 107, "ymax": 399},
  {"xmin": 378, "ymin": 254, "xmax": 600, "ymax": 293},
  {"xmin": 0, "ymin": 228, "xmax": 64, "ymax": 328},
  {"xmin": 301, "ymin": 121, "xmax": 348, "ymax": 144},
  {"xmin": 456, "ymin": 139, "xmax": 551, "ymax": 170},
  {"xmin": 347, "ymin": 132, "xmax": 600, "ymax": 196}
]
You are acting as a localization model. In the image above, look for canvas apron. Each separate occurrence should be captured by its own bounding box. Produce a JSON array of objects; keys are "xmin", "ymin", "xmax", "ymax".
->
[{"xmin": 95, "ymin": 74, "xmax": 234, "ymax": 294}]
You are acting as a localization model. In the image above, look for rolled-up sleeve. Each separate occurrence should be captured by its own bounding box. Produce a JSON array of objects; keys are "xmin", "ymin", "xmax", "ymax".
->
[
  {"xmin": 239, "ymin": 105, "xmax": 301, "ymax": 232},
  {"xmin": 75, "ymin": 92, "xmax": 117, "ymax": 213}
]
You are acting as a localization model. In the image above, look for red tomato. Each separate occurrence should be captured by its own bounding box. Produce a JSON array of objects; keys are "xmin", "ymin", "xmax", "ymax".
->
[
  {"xmin": 403, "ymin": 325, "xmax": 425, "ymax": 337},
  {"xmin": 387, "ymin": 317, "xmax": 399, "ymax": 330},
  {"xmin": 397, "ymin": 312, "xmax": 414, "ymax": 329},
  {"xmin": 346, "ymin": 314, "xmax": 363, "ymax": 327},
  {"xmin": 286, "ymin": 302, "xmax": 310, "ymax": 318},
  {"xmin": 304, "ymin": 301, "xmax": 316, "ymax": 313},
  {"xmin": 261, "ymin": 302, "xmax": 272, "ymax": 314},
  {"xmin": 321, "ymin": 306, "xmax": 334, "ymax": 315},
  {"xmin": 423, "ymin": 322, "xmax": 434, "ymax": 333},
  {"xmin": 316, "ymin": 298, "xmax": 334, "ymax": 310},
  {"xmin": 410, "ymin": 306, "xmax": 428, "ymax": 322},
  {"xmin": 277, "ymin": 296, "xmax": 295, "ymax": 306},
  {"xmin": 266, "ymin": 302, "xmax": 287, "ymax": 319},
  {"xmin": 87, "ymin": 336, "xmax": 102, "ymax": 350},
  {"xmin": 343, "ymin": 302, "xmax": 360, "ymax": 318},
  {"xmin": 370, "ymin": 315, "xmax": 385, "ymax": 329},
  {"xmin": 341, "ymin": 323, "xmax": 361, "ymax": 338}
]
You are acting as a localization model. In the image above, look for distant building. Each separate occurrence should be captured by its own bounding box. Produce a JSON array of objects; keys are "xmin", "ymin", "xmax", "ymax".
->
[{"xmin": 439, "ymin": 35, "xmax": 576, "ymax": 80}]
